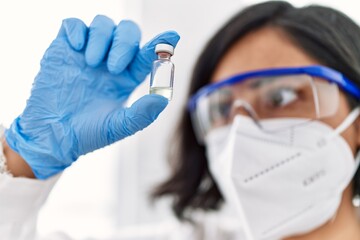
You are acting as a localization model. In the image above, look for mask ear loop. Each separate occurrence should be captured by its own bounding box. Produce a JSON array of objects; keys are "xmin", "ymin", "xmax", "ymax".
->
[
  {"xmin": 330, "ymin": 107, "xmax": 360, "ymax": 138},
  {"xmin": 325, "ymin": 107, "xmax": 360, "ymax": 221},
  {"xmin": 325, "ymin": 106, "xmax": 360, "ymax": 172},
  {"xmin": 320, "ymin": 107, "xmax": 360, "ymax": 147}
]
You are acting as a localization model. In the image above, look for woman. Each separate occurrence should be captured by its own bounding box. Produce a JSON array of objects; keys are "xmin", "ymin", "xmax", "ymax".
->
[
  {"xmin": 1, "ymin": 1, "xmax": 360, "ymax": 240},
  {"xmin": 153, "ymin": 1, "xmax": 360, "ymax": 239}
]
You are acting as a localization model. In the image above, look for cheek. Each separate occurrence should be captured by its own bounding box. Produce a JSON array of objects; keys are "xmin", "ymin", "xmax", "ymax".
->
[
  {"xmin": 322, "ymin": 93, "xmax": 358, "ymax": 154},
  {"xmin": 342, "ymin": 126, "xmax": 358, "ymax": 154}
]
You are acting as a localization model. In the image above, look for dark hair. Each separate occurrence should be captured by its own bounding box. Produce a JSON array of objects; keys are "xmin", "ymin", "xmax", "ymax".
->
[{"xmin": 152, "ymin": 1, "xmax": 360, "ymax": 220}]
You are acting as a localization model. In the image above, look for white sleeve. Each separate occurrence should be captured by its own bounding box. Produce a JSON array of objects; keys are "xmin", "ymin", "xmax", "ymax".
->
[
  {"xmin": 0, "ymin": 173, "xmax": 71, "ymax": 240},
  {"xmin": 0, "ymin": 172, "xmax": 207, "ymax": 240}
]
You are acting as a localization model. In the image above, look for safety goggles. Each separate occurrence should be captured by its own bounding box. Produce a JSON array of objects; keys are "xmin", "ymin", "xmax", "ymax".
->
[{"xmin": 188, "ymin": 65, "xmax": 360, "ymax": 143}]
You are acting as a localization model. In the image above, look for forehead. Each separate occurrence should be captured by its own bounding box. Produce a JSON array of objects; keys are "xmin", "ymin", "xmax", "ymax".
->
[{"xmin": 211, "ymin": 27, "xmax": 320, "ymax": 83}]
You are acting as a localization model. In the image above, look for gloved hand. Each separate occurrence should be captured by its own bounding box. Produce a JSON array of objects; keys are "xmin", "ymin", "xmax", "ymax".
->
[{"xmin": 5, "ymin": 15, "xmax": 180, "ymax": 179}]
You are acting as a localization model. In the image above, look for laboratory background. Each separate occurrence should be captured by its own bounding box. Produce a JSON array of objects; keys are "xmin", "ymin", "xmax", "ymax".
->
[{"xmin": 1, "ymin": 0, "xmax": 360, "ymax": 239}]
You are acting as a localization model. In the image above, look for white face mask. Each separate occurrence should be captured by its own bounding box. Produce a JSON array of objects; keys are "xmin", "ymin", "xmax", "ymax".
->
[{"xmin": 205, "ymin": 108, "xmax": 360, "ymax": 240}]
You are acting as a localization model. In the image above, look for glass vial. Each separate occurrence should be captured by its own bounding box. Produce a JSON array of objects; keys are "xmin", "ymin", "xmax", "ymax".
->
[{"xmin": 150, "ymin": 43, "xmax": 175, "ymax": 100}]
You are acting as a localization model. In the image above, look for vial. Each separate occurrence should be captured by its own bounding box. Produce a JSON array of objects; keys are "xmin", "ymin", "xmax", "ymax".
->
[{"xmin": 149, "ymin": 43, "xmax": 175, "ymax": 100}]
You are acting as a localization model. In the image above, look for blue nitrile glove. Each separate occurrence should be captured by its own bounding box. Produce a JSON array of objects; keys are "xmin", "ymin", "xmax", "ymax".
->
[{"xmin": 5, "ymin": 15, "xmax": 180, "ymax": 179}]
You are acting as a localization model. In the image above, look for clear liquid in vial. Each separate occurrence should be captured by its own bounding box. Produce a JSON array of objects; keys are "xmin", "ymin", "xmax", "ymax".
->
[{"xmin": 150, "ymin": 86, "xmax": 173, "ymax": 100}]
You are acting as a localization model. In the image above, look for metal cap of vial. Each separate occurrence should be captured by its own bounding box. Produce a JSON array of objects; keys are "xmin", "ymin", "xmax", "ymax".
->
[{"xmin": 155, "ymin": 43, "xmax": 174, "ymax": 55}]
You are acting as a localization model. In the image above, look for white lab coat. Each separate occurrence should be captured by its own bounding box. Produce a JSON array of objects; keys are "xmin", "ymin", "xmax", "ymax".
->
[{"xmin": 0, "ymin": 173, "xmax": 245, "ymax": 240}]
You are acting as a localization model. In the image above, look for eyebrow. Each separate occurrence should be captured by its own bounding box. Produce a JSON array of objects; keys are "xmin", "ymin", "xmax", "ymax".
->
[{"xmin": 249, "ymin": 77, "xmax": 276, "ymax": 89}]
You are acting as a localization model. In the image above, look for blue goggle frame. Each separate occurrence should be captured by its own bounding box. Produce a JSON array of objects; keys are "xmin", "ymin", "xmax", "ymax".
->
[{"xmin": 188, "ymin": 65, "xmax": 360, "ymax": 112}]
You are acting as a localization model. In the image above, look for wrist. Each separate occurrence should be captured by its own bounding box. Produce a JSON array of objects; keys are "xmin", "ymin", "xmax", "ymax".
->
[{"xmin": 0, "ymin": 126, "xmax": 35, "ymax": 178}]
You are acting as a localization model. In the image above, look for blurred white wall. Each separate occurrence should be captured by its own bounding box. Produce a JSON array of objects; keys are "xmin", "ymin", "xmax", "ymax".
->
[{"xmin": 1, "ymin": 0, "xmax": 360, "ymax": 239}]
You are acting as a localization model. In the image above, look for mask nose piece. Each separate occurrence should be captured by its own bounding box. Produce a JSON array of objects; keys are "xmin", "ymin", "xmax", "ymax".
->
[{"xmin": 231, "ymin": 99, "xmax": 262, "ymax": 129}]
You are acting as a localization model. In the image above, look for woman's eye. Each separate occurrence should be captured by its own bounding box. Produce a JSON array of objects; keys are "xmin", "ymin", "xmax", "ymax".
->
[
  {"xmin": 219, "ymin": 101, "xmax": 231, "ymax": 116},
  {"xmin": 266, "ymin": 87, "xmax": 299, "ymax": 108},
  {"xmin": 209, "ymin": 88, "xmax": 233, "ymax": 119},
  {"xmin": 209, "ymin": 101, "xmax": 231, "ymax": 121}
]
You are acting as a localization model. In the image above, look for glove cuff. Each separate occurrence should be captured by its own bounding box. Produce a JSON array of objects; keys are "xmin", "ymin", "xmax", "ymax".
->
[{"xmin": 5, "ymin": 117, "xmax": 71, "ymax": 179}]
